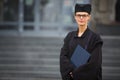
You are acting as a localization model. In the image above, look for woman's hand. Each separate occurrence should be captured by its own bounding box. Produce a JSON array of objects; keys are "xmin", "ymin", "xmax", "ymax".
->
[{"xmin": 69, "ymin": 72, "xmax": 73, "ymax": 78}]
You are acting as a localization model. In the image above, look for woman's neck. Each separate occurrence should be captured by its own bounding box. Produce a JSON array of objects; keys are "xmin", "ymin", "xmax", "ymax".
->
[{"xmin": 78, "ymin": 25, "xmax": 87, "ymax": 37}]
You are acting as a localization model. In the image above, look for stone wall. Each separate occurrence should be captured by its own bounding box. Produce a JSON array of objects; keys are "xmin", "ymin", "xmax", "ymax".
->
[{"xmin": 91, "ymin": 0, "xmax": 117, "ymax": 24}]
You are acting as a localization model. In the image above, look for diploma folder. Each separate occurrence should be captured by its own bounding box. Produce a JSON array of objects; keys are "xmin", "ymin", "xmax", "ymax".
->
[{"xmin": 70, "ymin": 45, "xmax": 91, "ymax": 68}]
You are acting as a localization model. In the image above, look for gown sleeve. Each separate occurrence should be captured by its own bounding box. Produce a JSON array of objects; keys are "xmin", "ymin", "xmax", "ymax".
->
[
  {"xmin": 60, "ymin": 32, "xmax": 74, "ymax": 80},
  {"xmin": 73, "ymin": 34, "xmax": 103, "ymax": 80}
]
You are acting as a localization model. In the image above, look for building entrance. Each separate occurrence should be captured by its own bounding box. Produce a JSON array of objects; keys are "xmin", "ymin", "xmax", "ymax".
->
[{"xmin": 0, "ymin": 0, "xmax": 76, "ymax": 37}]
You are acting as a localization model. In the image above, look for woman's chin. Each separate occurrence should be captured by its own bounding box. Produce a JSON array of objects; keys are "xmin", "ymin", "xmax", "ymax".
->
[{"xmin": 78, "ymin": 23, "xmax": 85, "ymax": 26}]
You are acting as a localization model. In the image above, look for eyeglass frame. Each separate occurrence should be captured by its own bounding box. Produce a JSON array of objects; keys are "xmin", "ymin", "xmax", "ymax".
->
[{"xmin": 75, "ymin": 14, "xmax": 89, "ymax": 18}]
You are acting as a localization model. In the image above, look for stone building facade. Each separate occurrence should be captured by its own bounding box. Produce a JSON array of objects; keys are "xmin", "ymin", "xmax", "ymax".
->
[{"xmin": 91, "ymin": 0, "xmax": 117, "ymax": 24}]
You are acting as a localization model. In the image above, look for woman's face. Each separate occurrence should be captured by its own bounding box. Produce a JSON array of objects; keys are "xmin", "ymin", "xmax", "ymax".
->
[{"xmin": 75, "ymin": 12, "xmax": 90, "ymax": 26}]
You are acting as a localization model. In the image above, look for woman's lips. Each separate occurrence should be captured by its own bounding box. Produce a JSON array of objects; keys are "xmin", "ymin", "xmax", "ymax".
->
[{"xmin": 79, "ymin": 21, "xmax": 84, "ymax": 23}]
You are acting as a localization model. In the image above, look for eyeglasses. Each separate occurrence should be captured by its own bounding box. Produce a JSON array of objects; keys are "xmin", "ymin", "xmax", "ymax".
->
[{"xmin": 75, "ymin": 14, "xmax": 89, "ymax": 18}]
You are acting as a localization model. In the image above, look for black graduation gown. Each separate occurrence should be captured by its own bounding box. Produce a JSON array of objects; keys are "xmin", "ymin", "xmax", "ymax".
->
[{"xmin": 60, "ymin": 28, "xmax": 103, "ymax": 80}]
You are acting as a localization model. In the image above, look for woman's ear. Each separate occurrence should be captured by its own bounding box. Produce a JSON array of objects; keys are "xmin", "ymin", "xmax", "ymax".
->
[
  {"xmin": 88, "ymin": 15, "xmax": 91, "ymax": 21},
  {"xmin": 74, "ymin": 14, "xmax": 77, "ymax": 20}
]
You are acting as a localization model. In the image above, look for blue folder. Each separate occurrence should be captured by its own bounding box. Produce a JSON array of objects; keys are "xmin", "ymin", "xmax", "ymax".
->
[{"xmin": 70, "ymin": 45, "xmax": 91, "ymax": 68}]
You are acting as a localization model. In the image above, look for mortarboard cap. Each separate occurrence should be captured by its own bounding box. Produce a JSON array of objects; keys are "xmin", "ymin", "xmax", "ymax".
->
[{"xmin": 75, "ymin": 3, "xmax": 91, "ymax": 14}]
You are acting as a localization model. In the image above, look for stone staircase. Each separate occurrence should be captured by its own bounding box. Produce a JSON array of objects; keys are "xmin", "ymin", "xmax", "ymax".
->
[
  {"xmin": 0, "ymin": 36, "xmax": 63, "ymax": 80},
  {"xmin": 0, "ymin": 36, "xmax": 120, "ymax": 80},
  {"xmin": 102, "ymin": 36, "xmax": 120, "ymax": 80}
]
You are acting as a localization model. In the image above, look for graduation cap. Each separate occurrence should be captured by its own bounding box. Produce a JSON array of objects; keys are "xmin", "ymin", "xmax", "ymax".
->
[{"xmin": 75, "ymin": 3, "xmax": 91, "ymax": 14}]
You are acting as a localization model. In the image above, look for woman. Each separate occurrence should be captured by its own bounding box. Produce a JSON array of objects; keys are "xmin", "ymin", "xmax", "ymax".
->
[{"xmin": 60, "ymin": 3, "xmax": 103, "ymax": 80}]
